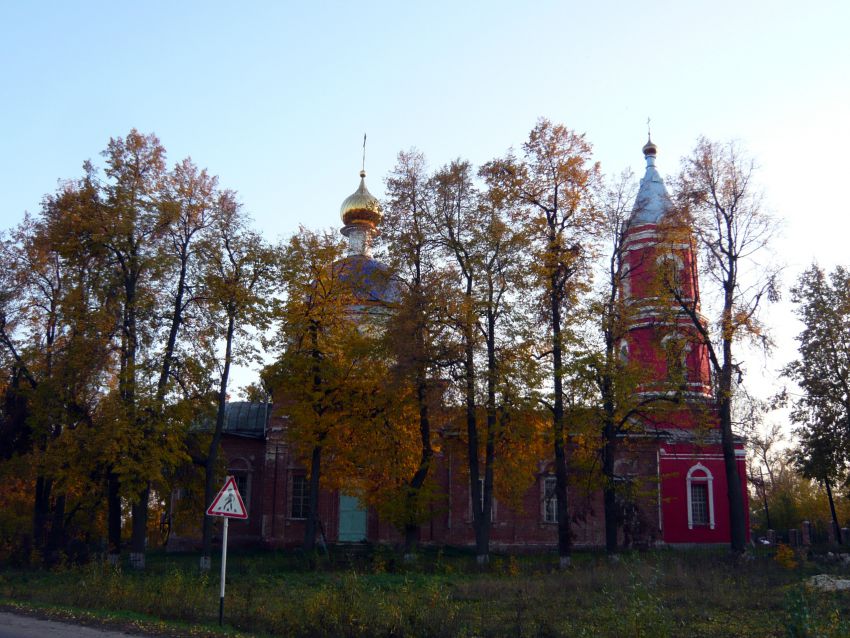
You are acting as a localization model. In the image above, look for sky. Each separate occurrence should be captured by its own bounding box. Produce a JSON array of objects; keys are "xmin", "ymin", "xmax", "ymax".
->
[{"xmin": 1, "ymin": 1, "xmax": 848, "ymax": 408}]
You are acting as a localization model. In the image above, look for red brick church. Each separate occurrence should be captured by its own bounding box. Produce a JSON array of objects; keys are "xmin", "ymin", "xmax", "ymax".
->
[{"xmin": 169, "ymin": 140, "xmax": 749, "ymax": 551}]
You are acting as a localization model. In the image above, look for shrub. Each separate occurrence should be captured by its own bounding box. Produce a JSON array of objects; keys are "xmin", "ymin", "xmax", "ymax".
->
[{"xmin": 775, "ymin": 544, "xmax": 798, "ymax": 570}]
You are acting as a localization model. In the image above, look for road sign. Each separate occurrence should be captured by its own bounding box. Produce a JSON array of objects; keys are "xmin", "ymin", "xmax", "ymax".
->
[
  {"xmin": 206, "ymin": 476, "xmax": 248, "ymax": 519},
  {"xmin": 206, "ymin": 476, "xmax": 248, "ymax": 627}
]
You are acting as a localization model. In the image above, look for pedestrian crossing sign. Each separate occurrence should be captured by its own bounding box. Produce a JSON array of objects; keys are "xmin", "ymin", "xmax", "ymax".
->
[{"xmin": 206, "ymin": 476, "xmax": 248, "ymax": 519}]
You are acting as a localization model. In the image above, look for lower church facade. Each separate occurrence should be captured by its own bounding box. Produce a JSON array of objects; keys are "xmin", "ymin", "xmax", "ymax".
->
[{"xmin": 167, "ymin": 402, "xmax": 748, "ymax": 550}]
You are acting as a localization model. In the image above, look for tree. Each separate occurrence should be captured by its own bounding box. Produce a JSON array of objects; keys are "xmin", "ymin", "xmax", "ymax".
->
[
  {"xmin": 0, "ymin": 174, "xmax": 118, "ymax": 563},
  {"xmin": 429, "ymin": 158, "xmax": 542, "ymax": 565},
  {"xmin": 585, "ymin": 169, "xmax": 671, "ymax": 554},
  {"xmin": 666, "ymin": 138, "xmax": 780, "ymax": 554},
  {"xmin": 68, "ymin": 133, "xmax": 215, "ymax": 568},
  {"xmin": 784, "ymin": 264, "xmax": 850, "ymax": 543},
  {"xmin": 0, "ymin": 214, "xmax": 70, "ymax": 556},
  {"xmin": 0, "ymin": 131, "xmax": 259, "ymax": 565},
  {"xmin": 737, "ymin": 389, "xmax": 783, "ymax": 533},
  {"xmin": 482, "ymin": 119, "xmax": 601, "ymax": 567},
  {"xmin": 86, "ymin": 131, "xmax": 171, "ymax": 563},
  {"xmin": 382, "ymin": 150, "xmax": 450, "ymax": 557},
  {"xmin": 121, "ymin": 158, "xmax": 218, "ymax": 568},
  {"xmin": 794, "ymin": 415, "xmax": 847, "ymax": 543},
  {"xmin": 267, "ymin": 227, "xmax": 368, "ymax": 552},
  {"xmin": 197, "ymin": 196, "xmax": 275, "ymax": 569}
]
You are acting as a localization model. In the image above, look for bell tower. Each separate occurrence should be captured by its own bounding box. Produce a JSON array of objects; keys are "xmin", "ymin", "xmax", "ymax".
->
[{"xmin": 621, "ymin": 138, "xmax": 712, "ymax": 406}]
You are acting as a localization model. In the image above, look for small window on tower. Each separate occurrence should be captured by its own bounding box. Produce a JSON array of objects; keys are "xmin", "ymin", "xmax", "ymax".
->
[
  {"xmin": 656, "ymin": 253, "xmax": 684, "ymax": 298},
  {"xmin": 662, "ymin": 335, "xmax": 690, "ymax": 384}
]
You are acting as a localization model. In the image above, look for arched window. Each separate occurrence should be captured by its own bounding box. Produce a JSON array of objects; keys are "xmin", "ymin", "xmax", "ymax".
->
[
  {"xmin": 618, "ymin": 340, "xmax": 629, "ymax": 364},
  {"xmin": 541, "ymin": 475, "xmax": 557, "ymax": 524},
  {"xmin": 656, "ymin": 253, "xmax": 684, "ymax": 297},
  {"xmin": 661, "ymin": 334, "xmax": 691, "ymax": 384},
  {"xmin": 686, "ymin": 463, "xmax": 715, "ymax": 530},
  {"xmin": 621, "ymin": 270, "xmax": 632, "ymax": 300}
]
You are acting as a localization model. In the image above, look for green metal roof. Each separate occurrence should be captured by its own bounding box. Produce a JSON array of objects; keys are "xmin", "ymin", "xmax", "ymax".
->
[{"xmin": 194, "ymin": 401, "xmax": 270, "ymax": 439}]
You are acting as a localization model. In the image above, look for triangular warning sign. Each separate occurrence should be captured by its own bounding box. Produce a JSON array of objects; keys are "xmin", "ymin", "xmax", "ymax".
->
[{"xmin": 206, "ymin": 476, "xmax": 248, "ymax": 519}]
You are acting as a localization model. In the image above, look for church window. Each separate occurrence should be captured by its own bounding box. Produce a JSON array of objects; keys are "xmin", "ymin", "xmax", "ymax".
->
[
  {"xmin": 472, "ymin": 477, "xmax": 496, "ymax": 521},
  {"xmin": 290, "ymin": 474, "xmax": 310, "ymax": 520},
  {"xmin": 662, "ymin": 335, "xmax": 690, "ymax": 384},
  {"xmin": 618, "ymin": 340, "xmax": 629, "ymax": 364},
  {"xmin": 228, "ymin": 459, "xmax": 252, "ymax": 516},
  {"xmin": 686, "ymin": 464, "xmax": 715, "ymax": 530},
  {"xmin": 542, "ymin": 476, "xmax": 558, "ymax": 523},
  {"xmin": 690, "ymin": 483, "xmax": 709, "ymax": 526},
  {"xmin": 656, "ymin": 253, "xmax": 684, "ymax": 297}
]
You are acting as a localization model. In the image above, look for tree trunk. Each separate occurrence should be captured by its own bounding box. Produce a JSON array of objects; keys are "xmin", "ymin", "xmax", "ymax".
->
[
  {"xmin": 551, "ymin": 272, "xmax": 572, "ymax": 566},
  {"xmin": 156, "ymin": 247, "xmax": 189, "ymax": 401},
  {"xmin": 403, "ymin": 523, "xmax": 420, "ymax": 559},
  {"xmin": 718, "ymin": 342, "xmax": 747, "ymax": 554},
  {"xmin": 479, "ymin": 305, "xmax": 499, "ymax": 566},
  {"xmin": 825, "ymin": 476, "xmax": 842, "ymax": 545},
  {"xmin": 107, "ymin": 470, "xmax": 122, "ymax": 563},
  {"xmin": 201, "ymin": 313, "xmax": 235, "ymax": 570},
  {"xmin": 404, "ymin": 375, "xmax": 432, "ymax": 557},
  {"xmin": 45, "ymin": 493, "xmax": 66, "ymax": 565},
  {"xmin": 602, "ymin": 411, "xmax": 619, "ymax": 554},
  {"xmin": 758, "ymin": 467, "xmax": 772, "ymax": 531},
  {"xmin": 32, "ymin": 476, "xmax": 52, "ymax": 553},
  {"xmin": 129, "ymin": 243, "xmax": 188, "ymax": 570},
  {"xmin": 464, "ymin": 322, "xmax": 488, "ymax": 564},
  {"xmin": 303, "ymin": 445, "xmax": 322, "ymax": 552},
  {"xmin": 130, "ymin": 484, "xmax": 150, "ymax": 569},
  {"xmin": 119, "ymin": 272, "xmax": 140, "ymax": 565}
]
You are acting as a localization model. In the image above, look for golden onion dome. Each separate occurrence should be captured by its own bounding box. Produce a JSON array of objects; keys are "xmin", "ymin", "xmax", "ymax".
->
[{"xmin": 340, "ymin": 170, "xmax": 382, "ymax": 227}]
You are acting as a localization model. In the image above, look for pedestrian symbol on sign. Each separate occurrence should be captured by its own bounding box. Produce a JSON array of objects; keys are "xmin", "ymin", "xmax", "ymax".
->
[{"xmin": 206, "ymin": 476, "xmax": 248, "ymax": 519}]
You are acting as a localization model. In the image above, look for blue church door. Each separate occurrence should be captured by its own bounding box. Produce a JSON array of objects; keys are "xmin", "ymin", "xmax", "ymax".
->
[{"xmin": 338, "ymin": 494, "xmax": 367, "ymax": 542}]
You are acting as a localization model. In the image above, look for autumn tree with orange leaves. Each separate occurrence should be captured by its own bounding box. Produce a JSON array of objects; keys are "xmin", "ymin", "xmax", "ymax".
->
[{"xmin": 482, "ymin": 119, "xmax": 602, "ymax": 567}]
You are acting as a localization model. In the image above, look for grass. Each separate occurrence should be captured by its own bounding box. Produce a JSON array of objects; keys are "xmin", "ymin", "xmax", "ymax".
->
[{"xmin": 2, "ymin": 546, "xmax": 850, "ymax": 637}]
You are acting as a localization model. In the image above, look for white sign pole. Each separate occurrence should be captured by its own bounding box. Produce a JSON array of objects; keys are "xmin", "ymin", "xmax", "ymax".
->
[{"xmin": 218, "ymin": 517, "xmax": 228, "ymax": 626}]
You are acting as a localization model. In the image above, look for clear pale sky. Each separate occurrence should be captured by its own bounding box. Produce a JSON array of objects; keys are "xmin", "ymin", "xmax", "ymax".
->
[{"xmin": 2, "ymin": 1, "xmax": 848, "ymax": 401}]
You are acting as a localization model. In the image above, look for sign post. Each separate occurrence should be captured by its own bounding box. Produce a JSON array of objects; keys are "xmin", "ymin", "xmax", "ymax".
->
[{"xmin": 206, "ymin": 476, "xmax": 248, "ymax": 627}]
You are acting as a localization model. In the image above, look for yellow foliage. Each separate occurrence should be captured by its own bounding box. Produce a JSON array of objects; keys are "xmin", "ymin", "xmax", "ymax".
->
[{"xmin": 774, "ymin": 543, "xmax": 797, "ymax": 569}]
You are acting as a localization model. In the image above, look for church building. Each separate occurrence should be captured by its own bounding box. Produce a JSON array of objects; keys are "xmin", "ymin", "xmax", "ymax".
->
[{"xmin": 169, "ymin": 140, "xmax": 749, "ymax": 551}]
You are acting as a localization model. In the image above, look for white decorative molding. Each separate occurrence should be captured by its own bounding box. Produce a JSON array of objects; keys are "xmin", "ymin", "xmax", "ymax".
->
[{"xmin": 686, "ymin": 463, "xmax": 715, "ymax": 530}]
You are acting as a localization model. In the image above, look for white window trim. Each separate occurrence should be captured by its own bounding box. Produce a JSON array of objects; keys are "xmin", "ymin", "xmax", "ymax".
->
[
  {"xmin": 541, "ymin": 476, "xmax": 558, "ymax": 524},
  {"xmin": 470, "ymin": 477, "xmax": 496, "ymax": 522},
  {"xmin": 661, "ymin": 334, "xmax": 691, "ymax": 380},
  {"xmin": 656, "ymin": 252, "xmax": 685, "ymax": 295},
  {"xmin": 618, "ymin": 339, "xmax": 630, "ymax": 364},
  {"xmin": 686, "ymin": 463, "xmax": 715, "ymax": 530},
  {"xmin": 656, "ymin": 252, "xmax": 684, "ymax": 269}
]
